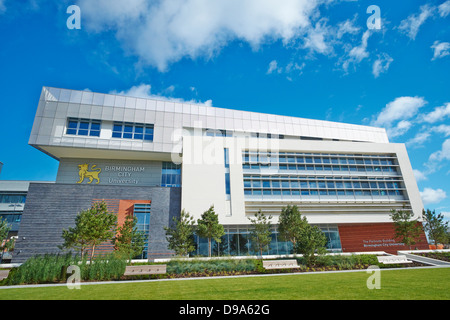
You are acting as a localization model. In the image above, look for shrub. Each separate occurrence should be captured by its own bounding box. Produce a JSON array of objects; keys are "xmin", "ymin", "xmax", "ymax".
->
[
  {"xmin": 2, "ymin": 253, "xmax": 74, "ymax": 285},
  {"xmin": 166, "ymin": 258, "xmax": 258, "ymax": 275},
  {"xmin": 1, "ymin": 253, "xmax": 127, "ymax": 286}
]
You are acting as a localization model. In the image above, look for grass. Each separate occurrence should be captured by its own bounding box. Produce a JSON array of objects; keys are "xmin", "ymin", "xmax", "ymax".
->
[{"xmin": 0, "ymin": 267, "xmax": 449, "ymax": 300}]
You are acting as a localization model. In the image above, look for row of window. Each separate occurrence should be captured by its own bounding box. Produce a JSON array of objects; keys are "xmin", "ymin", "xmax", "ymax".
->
[
  {"xmin": 66, "ymin": 118, "xmax": 154, "ymax": 142},
  {"xmin": 112, "ymin": 122, "xmax": 154, "ymax": 141},
  {"xmin": 243, "ymin": 174, "xmax": 405, "ymax": 197},
  {"xmin": 244, "ymin": 178, "xmax": 403, "ymax": 190},
  {"xmin": 243, "ymin": 152, "xmax": 396, "ymax": 165},
  {"xmin": 243, "ymin": 163, "xmax": 398, "ymax": 173},
  {"xmin": 244, "ymin": 188, "xmax": 403, "ymax": 197},
  {"xmin": 0, "ymin": 194, "xmax": 26, "ymax": 204},
  {"xmin": 67, "ymin": 118, "xmax": 101, "ymax": 137}
]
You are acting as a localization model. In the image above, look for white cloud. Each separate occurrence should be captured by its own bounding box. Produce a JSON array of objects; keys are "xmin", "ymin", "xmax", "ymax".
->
[
  {"xmin": 340, "ymin": 30, "xmax": 371, "ymax": 72},
  {"xmin": 336, "ymin": 17, "xmax": 360, "ymax": 39},
  {"xmin": 372, "ymin": 96, "xmax": 427, "ymax": 128},
  {"xmin": 266, "ymin": 59, "xmax": 305, "ymax": 79},
  {"xmin": 398, "ymin": 4, "xmax": 435, "ymax": 40},
  {"xmin": 429, "ymin": 138, "xmax": 450, "ymax": 162},
  {"xmin": 0, "ymin": 0, "xmax": 5, "ymax": 13},
  {"xmin": 433, "ymin": 124, "xmax": 450, "ymax": 137},
  {"xmin": 406, "ymin": 131, "xmax": 431, "ymax": 148},
  {"xmin": 439, "ymin": 0, "xmax": 450, "ymax": 17},
  {"xmin": 109, "ymin": 83, "xmax": 213, "ymax": 107},
  {"xmin": 267, "ymin": 60, "xmax": 282, "ymax": 74},
  {"xmin": 413, "ymin": 169, "xmax": 428, "ymax": 182},
  {"xmin": 77, "ymin": 0, "xmax": 320, "ymax": 71},
  {"xmin": 303, "ymin": 18, "xmax": 334, "ymax": 55},
  {"xmin": 420, "ymin": 187, "xmax": 447, "ymax": 205},
  {"xmin": 372, "ymin": 53, "xmax": 393, "ymax": 78},
  {"xmin": 421, "ymin": 102, "xmax": 450, "ymax": 123},
  {"xmin": 431, "ymin": 41, "xmax": 450, "ymax": 60},
  {"xmin": 441, "ymin": 211, "xmax": 450, "ymax": 220}
]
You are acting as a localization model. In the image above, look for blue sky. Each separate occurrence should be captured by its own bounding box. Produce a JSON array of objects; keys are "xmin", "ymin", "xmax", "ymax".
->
[{"xmin": 0, "ymin": 0, "xmax": 449, "ymax": 219}]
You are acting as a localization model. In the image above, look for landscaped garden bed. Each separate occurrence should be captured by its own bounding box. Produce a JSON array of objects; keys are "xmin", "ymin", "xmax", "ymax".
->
[
  {"xmin": 122, "ymin": 254, "xmax": 429, "ymax": 280},
  {"xmin": 0, "ymin": 253, "xmax": 432, "ymax": 285}
]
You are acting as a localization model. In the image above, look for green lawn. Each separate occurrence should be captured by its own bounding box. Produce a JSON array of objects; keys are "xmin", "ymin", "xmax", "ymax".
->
[{"xmin": 1, "ymin": 267, "xmax": 449, "ymax": 300}]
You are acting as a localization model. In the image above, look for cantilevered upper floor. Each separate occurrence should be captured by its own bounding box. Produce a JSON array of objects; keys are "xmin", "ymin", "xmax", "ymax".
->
[{"xmin": 29, "ymin": 87, "xmax": 389, "ymax": 161}]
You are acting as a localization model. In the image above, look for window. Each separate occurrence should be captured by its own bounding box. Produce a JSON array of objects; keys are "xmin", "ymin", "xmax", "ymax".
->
[
  {"xmin": 224, "ymin": 148, "xmax": 231, "ymax": 196},
  {"xmin": 66, "ymin": 118, "xmax": 101, "ymax": 137},
  {"xmin": 112, "ymin": 122, "xmax": 154, "ymax": 141},
  {"xmin": 161, "ymin": 162, "xmax": 181, "ymax": 187},
  {"xmin": 133, "ymin": 203, "xmax": 151, "ymax": 259},
  {"xmin": 0, "ymin": 194, "xmax": 26, "ymax": 203}
]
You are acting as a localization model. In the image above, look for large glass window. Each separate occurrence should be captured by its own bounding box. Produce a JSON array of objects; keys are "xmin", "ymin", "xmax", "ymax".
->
[
  {"xmin": 0, "ymin": 194, "xmax": 26, "ymax": 203},
  {"xmin": 191, "ymin": 224, "xmax": 342, "ymax": 256},
  {"xmin": 133, "ymin": 203, "xmax": 151, "ymax": 259},
  {"xmin": 66, "ymin": 118, "xmax": 101, "ymax": 137},
  {"xmin": 112, "ymin": 122, "xmax": 154, "ymax": 141},
  {"xmin": 161, "ymin": 162, "xmax": 181, "ymax": 187}
]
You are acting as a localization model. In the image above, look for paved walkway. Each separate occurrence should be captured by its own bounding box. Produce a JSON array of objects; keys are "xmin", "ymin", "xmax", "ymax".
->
[{"xmin": 403, "ymin": 253, "xmax": 450, "ymax": 266}]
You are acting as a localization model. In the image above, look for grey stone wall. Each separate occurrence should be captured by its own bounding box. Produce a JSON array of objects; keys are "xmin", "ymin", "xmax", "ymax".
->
[{"xmin": 12, "ymin": 183, "xmax": 181, "ymax": 263}]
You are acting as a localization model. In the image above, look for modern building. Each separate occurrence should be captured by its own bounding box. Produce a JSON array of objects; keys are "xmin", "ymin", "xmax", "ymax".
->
[{"xmin": 12, "ymin": 86, "xmax": 428, "ymax": 262}]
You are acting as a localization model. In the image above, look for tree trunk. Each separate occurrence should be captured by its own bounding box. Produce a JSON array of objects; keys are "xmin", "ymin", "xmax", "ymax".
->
[
  {"xmin": 90, "ymin": 244, "xmax": 96, "ymax": 262},
  {"xmin": 208, "ymin": 237, "xmax": 211, "ymax": 257}
]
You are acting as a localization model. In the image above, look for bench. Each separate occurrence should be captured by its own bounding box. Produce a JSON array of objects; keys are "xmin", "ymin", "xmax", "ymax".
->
[
  {"xmin": 377, "ymin": 255, "xmax": 412, "ymax": 264},
  {"xmin": 262, "ymin": 259, "xmax": 300, "ymax": 269},
  {"xmin": 124, "ymin": 264, "xmax": 167, "ymax": 276}
]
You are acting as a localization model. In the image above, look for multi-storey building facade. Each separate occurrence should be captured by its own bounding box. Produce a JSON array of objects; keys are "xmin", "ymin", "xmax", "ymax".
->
[{"xmin": 12, "ymin": 87, "xmax": 428, "ymax": 262}]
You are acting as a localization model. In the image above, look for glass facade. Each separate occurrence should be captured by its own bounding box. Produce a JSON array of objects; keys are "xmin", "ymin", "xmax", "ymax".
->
[
  {"xmin": 242, "ymin": 151, "xmax": 405, "ymax": 201},
  {"xmin": 133, "ymin": 203, "xmax": 151, "ymax": 259},
  {"xmin": 161, "ymin": 162, "xmax": 181, "ymax": 187},
  {"xmin": 191, "ymin": 224, "xmax": 342, "ymax": 256}
]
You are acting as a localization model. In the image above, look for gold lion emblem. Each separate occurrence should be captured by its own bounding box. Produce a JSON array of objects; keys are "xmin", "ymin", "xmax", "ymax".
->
[{"xmin": 76, "ymin": 164, "xmax": 101, "ymax": 184}]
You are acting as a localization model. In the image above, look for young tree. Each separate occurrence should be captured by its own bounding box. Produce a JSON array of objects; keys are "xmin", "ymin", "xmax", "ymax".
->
[
  {"xmin": 0, "ymin": 217, "xmax": 11, "ymax": 263},
  {"xmin": 61, "ymin": 201, "xmax": 117, "ymax": 261},
  {"xmin": 114, "ymin": 214, "xmax": 146, "ymax": 260},
  {"xmin": 296, "ymin": 224, "xmax": 327, "ymax": 265},
  {"xmin": 422, "ymin": 209, "xmax": 449, "ymax": 246},
  {"xmin": 390, "ymin": 207, "xmax": 423, "ymax": 250},
  {"xmin": 277, "ymin": 205, "xmax": 308, "ymax": 253},
  {"xmin": 196, "ymin": 206, "xmax": 225, "ymax": 257},
  {"xmin": 164, "ymin": 209, "xmax": 196, "ymax": 256},
  {"xmin": 248, "ymin": 210, "xmax": 272, "ymax": 257}
]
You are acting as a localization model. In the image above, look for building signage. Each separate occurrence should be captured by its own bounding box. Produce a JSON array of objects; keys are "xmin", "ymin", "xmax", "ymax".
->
[
  {"xmin": 76, "ymin": 164, "xmax": 101, "ymax": 184},
  {"xmin": 55, "ymin": 158, "xmax": 160, "ymax": 187},
  {"xmin": 362, "ymin": 239, "xmax": 404, "ymax": 248},
  {"xmin": 104, "ymin": 165, "xmax": 145, "ymax": 185}
]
